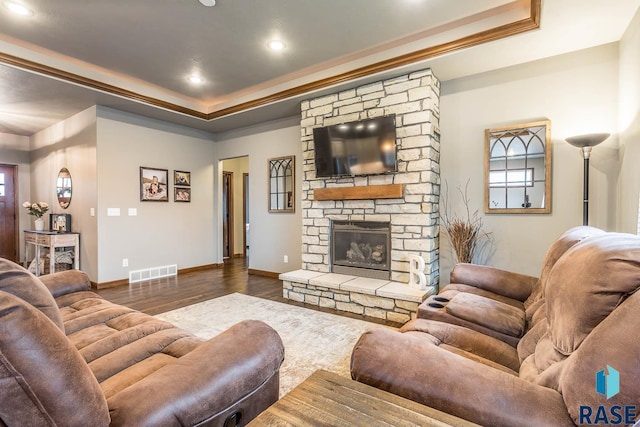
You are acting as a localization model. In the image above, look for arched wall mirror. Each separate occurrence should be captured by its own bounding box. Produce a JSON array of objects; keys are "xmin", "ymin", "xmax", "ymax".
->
[
  {"xmin": 485, "ymin": 120, "xmax": 551, "ymax": 214},
  {"xmin": 56, "ymin": 167, "xmax": 72, "ymax": 209},
  {"xmin": 268, "ymin": 156, "xmax": 295, "ymax": 213}
]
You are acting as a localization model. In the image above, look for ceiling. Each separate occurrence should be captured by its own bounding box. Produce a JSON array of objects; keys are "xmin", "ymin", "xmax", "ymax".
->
[{"xmin": 0, "ymin": 0, "xmax": 639, "ymax": 137}]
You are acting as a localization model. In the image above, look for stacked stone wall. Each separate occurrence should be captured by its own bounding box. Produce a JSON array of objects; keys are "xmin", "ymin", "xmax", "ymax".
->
[
  {"xmin": 300, "ymin": 69, "xmax": 441, "ymax": 289},
  {"xmin": 283, "ymin": 280, "xmax": 420, "ymax": 324}
]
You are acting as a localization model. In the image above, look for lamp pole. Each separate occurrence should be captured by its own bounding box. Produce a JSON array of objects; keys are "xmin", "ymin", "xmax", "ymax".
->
[
  {"xmin": 565, "ymin": 133, "xmax": 609, "ymax": 226},
  {"xmin": 581, "ymin": 147, "xmax": 591, "ymax": 226}
]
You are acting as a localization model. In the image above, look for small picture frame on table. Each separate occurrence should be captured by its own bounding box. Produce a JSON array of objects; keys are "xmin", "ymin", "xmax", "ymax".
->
[{"xmin": 50, "ymin": 214, "xmax": 72, "ymax": 232}]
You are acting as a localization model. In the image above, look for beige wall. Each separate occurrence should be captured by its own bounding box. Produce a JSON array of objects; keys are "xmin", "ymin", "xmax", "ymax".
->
[
  {"xmin": 221, "ymin": 156, "xmax": 249, "ymax": 256},
  {"xmin": 439, "ymin": 43, "xmax": 620, "ymax": 281},
  {"xmin": 216, "ymin": 118, "xmax": 302, "ymax": 274},
  {"xmin": 95, "ymin": 107, "xmax": 216, "ymax": 283},
  {"xmin": 29, "ymin": 107, "xmax": 99, "ymax": 279},
  {"xmin": 11, "ymin": 17, "xmax": 639, "ymax": 285},
  {"xmin": 617, "ymin": 8, "xmax": 640, "ymax": 234},
  {"xmin": 0, "ymin": 133, "xmax": 31, "ymax": 261}
]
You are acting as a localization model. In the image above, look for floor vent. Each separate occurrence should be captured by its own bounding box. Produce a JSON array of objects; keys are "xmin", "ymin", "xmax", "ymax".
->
[{"xmin": 129, "ymin": 264, "xmax": 178, "ymax": 283}]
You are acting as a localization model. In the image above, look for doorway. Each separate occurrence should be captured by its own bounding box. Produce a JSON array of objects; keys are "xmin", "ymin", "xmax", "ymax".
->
[
  {"xmin": 222, "ymin": 171, "xmax": 233, "ymax": 259},
  {"xmin": 0, "ymin": 164, "xmax": 18, "ymax": 262},
  {"xmin": 221, "ymin": 156, "xmax": 249, "ymax": 262},
  {"xmin": 243, "ymin": 172, "xmax": 249, "ymax": 257}
]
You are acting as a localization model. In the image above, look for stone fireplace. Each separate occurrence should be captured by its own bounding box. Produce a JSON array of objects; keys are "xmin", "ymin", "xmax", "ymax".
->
[
  {"xmin": 331, "ymin": 220, "xmax": 391, "ymax": 280},
  {"xmin": 299, "ymin": 68, "xmax": 441, "ymax": 294}
]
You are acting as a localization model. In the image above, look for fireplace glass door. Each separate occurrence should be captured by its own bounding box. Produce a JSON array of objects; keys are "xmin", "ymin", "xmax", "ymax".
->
[{"xmin": 331, "ymin": 221, "xmax": 390, "ymax": 279}]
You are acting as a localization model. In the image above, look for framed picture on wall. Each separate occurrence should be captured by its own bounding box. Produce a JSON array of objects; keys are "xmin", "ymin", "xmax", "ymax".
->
[
  {"xmin": 174, "ymin": 170, "xmax": 191, "ymax": 186},
  {"xmin": 174, "ymin": 187, "xmax": 191, "ymax": 202},
  {"xmin": 140, "ymin": 167, "xmax": 169, "ymax": 202}
]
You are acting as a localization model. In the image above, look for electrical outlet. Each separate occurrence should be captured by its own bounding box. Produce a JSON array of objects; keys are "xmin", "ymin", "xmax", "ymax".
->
[
  {"xmin": 122, "ymin": 259, "xmax": 128, "ymax": 267},
  {"xmin": 284, "ymin": 255, "xmax": 289, "ymax": 263}
]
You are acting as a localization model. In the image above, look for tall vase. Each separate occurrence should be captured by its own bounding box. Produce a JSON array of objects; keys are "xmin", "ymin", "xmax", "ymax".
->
[{"xmin": 34, "ymin": 217, "xmax": 44, "ymax": 231}]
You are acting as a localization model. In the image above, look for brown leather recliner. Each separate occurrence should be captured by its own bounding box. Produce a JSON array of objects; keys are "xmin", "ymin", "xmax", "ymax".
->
[
  {"xmin": 418, "ymin": 226, "xmax": 605, "ymax": 346},
  {"xmin": 351, "ymin": 231, "xmax": 640, "ymax": 426},
  {"xmin": 0, "ymin": 259, "xmax": 285, "ymax": 426}
]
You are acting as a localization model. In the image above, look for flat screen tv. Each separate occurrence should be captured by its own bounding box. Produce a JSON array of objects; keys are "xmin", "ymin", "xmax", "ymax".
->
[{"xmin": 313, "ymin": 115, "xmax": 397, "ymax": 177}]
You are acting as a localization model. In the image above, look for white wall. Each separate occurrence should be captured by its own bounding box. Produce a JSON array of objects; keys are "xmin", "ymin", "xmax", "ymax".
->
[
  {"xmin": 29, "ymin": 107, "xmax": 99, "ymax": 279},
  {"xmin": 439, "ymin": 43, "xmax": 620, "ymax": 281},
  {"xmin": 216, "ymin": 117, "xmax": 302, "ymax": 274},
  {"xmin": 618, "ymin": 8, "xmax": 640, "ymax": 234},
  {"xmin": 0, "ymin": 133, "xmax": 31, "ymax": 261},
  {"xmin": 96, "ymin": 107, "xmax": 216, "ymax": 283},
  {"xmin": 221, "ymin": 156, "xmax": 249, "ymax": 256}
]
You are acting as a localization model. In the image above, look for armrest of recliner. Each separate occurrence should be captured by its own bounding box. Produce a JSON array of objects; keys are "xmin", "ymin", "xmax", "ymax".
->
[
  {"xmin": 450, "ymin": 263, "xmax": 538, "ymax": 302},
  {"xmin": 401, "ymin": 319, "xmax": 521, "ymax": 372},
  {"xmin": 39, "ymin": 269, "xmax": 92, "ymax": 298},
  {"xmin": 107, "ymin": 320, "xmax": 285, "ymax": 426},
  {"xmin": 351, "ymin": 328, "xmax": 575, "ymax": 427}
]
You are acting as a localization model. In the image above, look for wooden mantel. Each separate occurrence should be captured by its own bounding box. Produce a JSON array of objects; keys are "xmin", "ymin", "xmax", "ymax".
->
[{"xmin": 314, "ymin": 184, "xmax": 404, "ymax": 201}]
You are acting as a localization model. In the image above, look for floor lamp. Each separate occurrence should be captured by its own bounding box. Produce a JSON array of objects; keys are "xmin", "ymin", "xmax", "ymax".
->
[{"xmin": 565, "ymin": 133, "xmax": 609, "ymax": 226}]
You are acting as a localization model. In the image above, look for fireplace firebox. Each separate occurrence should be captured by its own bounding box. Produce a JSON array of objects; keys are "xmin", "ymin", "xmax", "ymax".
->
[{"xmin": 331, "ymin": 220, "xmax": 391, "ymax": 280}]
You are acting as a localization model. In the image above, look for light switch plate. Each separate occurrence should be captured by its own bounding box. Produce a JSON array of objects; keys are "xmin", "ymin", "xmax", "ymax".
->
[{"xmin": 107, "ymin": 208, "xmax": 121, "ymax": 217}]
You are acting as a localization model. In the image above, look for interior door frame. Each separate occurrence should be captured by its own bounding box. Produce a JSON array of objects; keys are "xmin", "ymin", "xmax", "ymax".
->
[
  {"xmin": 0, "ymin": 164, "xmax": 18, "ymax": 262},
  {"xmin": 243, "ymin": 172, "xmax": 249, "ymax": 258},
  {"xmin": 222, "ymin": 171, "xmax": 234, "ymax": 259}
]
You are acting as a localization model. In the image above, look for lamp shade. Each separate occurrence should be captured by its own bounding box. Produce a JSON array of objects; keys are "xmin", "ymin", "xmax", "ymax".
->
[{"xmin": 565, "ymin": 133, "xmax": 610, "ymax": 148}]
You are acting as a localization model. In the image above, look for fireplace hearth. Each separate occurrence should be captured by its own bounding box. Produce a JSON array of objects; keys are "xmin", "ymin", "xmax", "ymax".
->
[{"xmin": 331, "ymin": 220, "xmax": 391, "ymax": 280}]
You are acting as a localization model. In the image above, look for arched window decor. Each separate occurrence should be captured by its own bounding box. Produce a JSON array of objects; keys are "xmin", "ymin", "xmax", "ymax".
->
[
  {"xmin": 268, "ymin": 155, "xmax": 295, "ymax": 213},
  {"xmin": 485, "ymin": 120, "xmax": 551, "ymax": 214}
]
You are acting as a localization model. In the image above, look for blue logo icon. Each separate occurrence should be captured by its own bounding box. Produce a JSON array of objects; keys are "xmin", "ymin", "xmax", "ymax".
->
[{"xmin": 596, "ymin": 365, "xmax": 620, "ymax": 399}]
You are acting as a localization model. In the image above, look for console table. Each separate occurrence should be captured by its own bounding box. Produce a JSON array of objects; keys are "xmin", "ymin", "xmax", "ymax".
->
[{"xmin": 24, "ymin": 230, "xmax": 80, "ymax": 276}]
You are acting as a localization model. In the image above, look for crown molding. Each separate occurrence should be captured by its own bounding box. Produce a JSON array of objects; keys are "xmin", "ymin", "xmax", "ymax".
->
[{"xmin": 0, "ymin": 0, "xmax": 541, "ymax": 123}]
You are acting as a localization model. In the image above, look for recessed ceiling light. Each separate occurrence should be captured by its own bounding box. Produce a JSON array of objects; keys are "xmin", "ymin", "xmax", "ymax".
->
[
  {"xmin": 188, "ymin": 75, "xmax": 204, "ymax": 84},
  {"xmin": 3, "ymin": 1, "xmax": 34, "ymax": 16},
  {"xmin": 267, "ymin": 40, "xmax": 286, "ymax": 51},
  {"xmin": 198, "ymin": 0, "xmax": 215, "ymax": 6}
]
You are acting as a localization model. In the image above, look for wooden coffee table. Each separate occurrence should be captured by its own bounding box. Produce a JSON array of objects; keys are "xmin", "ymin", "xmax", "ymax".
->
[{"xmin": 249, "ymin": 370, "xmax": 478, "ymax": 426}]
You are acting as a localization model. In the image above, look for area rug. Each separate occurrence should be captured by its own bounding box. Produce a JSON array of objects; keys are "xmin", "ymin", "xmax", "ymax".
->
[{"xmin": 154, "ymin": 293, "xmax": 393, "ymax": 396}]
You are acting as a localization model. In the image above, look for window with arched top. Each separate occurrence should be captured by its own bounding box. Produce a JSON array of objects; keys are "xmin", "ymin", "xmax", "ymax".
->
[
  {"xmin": 485, "ymin": 120, "xmax": 552, "ymax": 214},
  {"xmin": 269, "ymin": 156, "xmax": 295, "ymax": 213}
]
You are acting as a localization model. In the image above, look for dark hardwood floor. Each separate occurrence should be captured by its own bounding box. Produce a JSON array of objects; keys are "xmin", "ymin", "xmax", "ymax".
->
[{"xmin": 96, "ymin": 257, "xmax": 400, "ymax": 327}]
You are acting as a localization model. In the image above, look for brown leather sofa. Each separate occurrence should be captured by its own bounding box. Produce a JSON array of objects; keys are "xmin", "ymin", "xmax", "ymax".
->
[
  {"xmin": 0, "ymin": 259, "xmax": 285, "ymax": 426},
  {"xmin": 351, "ymin": 230, "xmax": 640, "ymax": 426},
  {"xmin": 418, "ymin": 226, "xmax": 605, "ymax": 347}
]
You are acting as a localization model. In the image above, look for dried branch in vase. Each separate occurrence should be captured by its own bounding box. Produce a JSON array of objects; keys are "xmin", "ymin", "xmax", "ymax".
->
[{"xmin": 440, "ymin": 180, "xmax": 491, "ymax": 264}]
